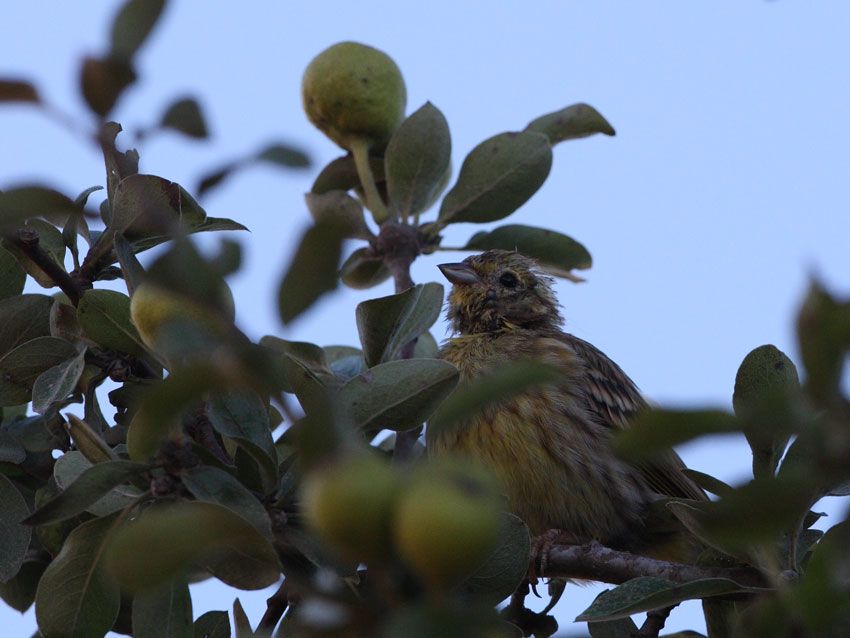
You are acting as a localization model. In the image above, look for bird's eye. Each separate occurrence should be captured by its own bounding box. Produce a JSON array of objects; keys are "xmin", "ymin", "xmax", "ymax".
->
[{"xmin": 499, "ymin": 271, "xmax": 519, "ymax": 288}]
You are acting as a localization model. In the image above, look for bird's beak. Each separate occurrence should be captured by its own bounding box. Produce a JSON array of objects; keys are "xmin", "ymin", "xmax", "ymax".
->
[{"xmin": 438, "ymin": 262, "xmax": 480, "ymax": 285}]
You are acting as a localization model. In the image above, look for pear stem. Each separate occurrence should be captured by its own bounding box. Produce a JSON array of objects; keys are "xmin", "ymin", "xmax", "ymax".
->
[{"xmin": 350, "ymin": 137, "xmax": 390, "ymax": 224}]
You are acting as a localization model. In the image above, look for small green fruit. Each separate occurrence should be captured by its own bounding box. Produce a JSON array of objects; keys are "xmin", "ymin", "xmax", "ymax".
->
[
  {"xmin": 301, "ymin": 454, "xmax": 400, "ymax": 563},
  {"xmin": 302, "ymin": 41, "xmax": 406, "ymax": 152},
  {"xmin": 394, "ymin": 461, "xmax": 502, "ymax": 592},
  {"xmin": 129, "ymin": 281, "xmax": 234, "ymax": 354}
]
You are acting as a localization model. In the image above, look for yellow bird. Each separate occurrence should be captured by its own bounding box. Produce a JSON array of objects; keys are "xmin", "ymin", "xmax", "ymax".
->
[{"xmin": 428, "ymin": 250, "xmax": 704, "ymax": 563}]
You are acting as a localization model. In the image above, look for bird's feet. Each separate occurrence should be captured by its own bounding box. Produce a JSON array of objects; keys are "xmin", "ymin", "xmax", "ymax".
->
[{"xmin": 527, "ymin": 528, "xmax": 579, "ymax": 590}]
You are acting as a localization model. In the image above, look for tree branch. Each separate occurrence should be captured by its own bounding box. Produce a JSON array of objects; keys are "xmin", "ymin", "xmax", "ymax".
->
[
  {"xmin": 542, "ymin": 541, "xmax": 767, "ymax": 588},
  {"xmin": 257, "ymin": 580, "xmax": 291, "ymax": 634},
  {"xmin": 6, "ymin": 228, "xmax": 86, "ymax": 304}
]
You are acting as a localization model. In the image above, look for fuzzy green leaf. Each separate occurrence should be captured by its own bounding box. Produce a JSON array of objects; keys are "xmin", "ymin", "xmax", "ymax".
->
[
  {"xmin": 439, "ymin": 131, "xmax": 552, "ymax": 224},
  {"xmin": 0, "ymin": 336, "xmax": 78, "ymax": 406},
  {"xmin": 385, "ymin": 102, "xmax": 452, "ymax": 218},
  {"xmin": 338, "ymin": 358, "xmax": 459, "ymax": 432},
  {"xmin": 0, "ymin": 474, "xmax": 31, "ymax": 582},
  {"xmin": 356, "ymin": 283, "xmax": 444, "ymax": 367},
  {"xmin": 525, "ymin": 102, "xmax": 616, "ymax": 144},
  {"xmin": 77, "ymin": 289, "xmax": 147, "ymax": 356},
  {"xmin": 35, "ymin": 513, "xmax": 122, "ymax": 638}
]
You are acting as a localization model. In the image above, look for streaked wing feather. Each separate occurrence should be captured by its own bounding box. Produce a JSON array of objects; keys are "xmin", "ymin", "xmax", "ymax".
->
[{"xmin": 557, "ymin": 334, "xmax": 707, "ymax": 502}]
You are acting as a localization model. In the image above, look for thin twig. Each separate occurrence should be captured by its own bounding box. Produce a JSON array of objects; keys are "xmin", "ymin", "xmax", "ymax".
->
[
  {"xmin": 257, "ymin": 580, "xmax": 290, "ymax": 635},
  {"xmin": 5, "ymin": 229, "xmax": 86, "ymax": 304},
  {"xmin": 638, "ymin": 605, "xmax": 675, "ymax": 637}
]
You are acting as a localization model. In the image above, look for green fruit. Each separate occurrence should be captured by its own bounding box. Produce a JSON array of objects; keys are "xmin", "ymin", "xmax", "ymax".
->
[
  {"xmin": 301, "ymin": 454, "xmax": 400, "ymax": 562},
  {"xmin": 302, "ymin": 41, "xmax": 407, "ymax": 152},
  {"xmin": 394, "ymin": 461, "xmax": 502, "ymax": 592},
  {"xmin": 129, "ymin": 281, "xmax": 234, "ymax": 353}
]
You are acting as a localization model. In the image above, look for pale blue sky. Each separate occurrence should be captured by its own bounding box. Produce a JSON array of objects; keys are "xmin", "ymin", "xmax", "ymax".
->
[{"xmin": 2, "ymin": 1, "xmax": 849, "ymax": 635}]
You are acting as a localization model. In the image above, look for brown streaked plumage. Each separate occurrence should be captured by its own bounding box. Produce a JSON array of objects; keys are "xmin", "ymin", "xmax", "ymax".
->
[{"xmin": 428, "ymin": 250, "xmax": 704, "ymax": 557}]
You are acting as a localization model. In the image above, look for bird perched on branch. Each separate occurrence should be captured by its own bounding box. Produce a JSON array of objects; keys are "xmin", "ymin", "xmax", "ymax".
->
[{"xmin": 429, "ymin": 250, "xmax": 704, "ymax": 566}]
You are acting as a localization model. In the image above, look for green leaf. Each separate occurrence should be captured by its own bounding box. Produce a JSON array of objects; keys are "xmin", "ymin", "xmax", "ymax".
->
[
  {"xmin": 98, "ymin": 122, "xmax": 140, "ymax": 203},
  {"xmin": 25, "ymin": 459, "xmax": 146, "ymax": 525},
  {"xmin": 0, "ymin": 293, "xmax": 52, "ymax": 357},
  {"xmin": 132, "ymin": 579, "xmax": 194, "ymax": 638},
  {"xmin": 49, "ymin": 298, "xmax": 82, "ymax": 342},
  {"xmin": 464, "ymin": 224, "xmax": 592, "ymax": 280},
  {"xmin": 0, "ymin": 430, "xmax": 26, "ymax": 464},
  {"xmin": 35, "ymin": 513, "xmax": 122, "ymax": 638},
  {"xmin": 111, "ymin": 174, "xmax": 206, "ymax": 238},
  {"xmin": 457, "ymin": 512, "xmax": 530, "ymax": 604},
  {"xmin": 191, "ymin": 216, "xmax": 250, "ymax": 234},
  {"xmin": 80, "ymin": 55, "xmax": 137, "ymax": 117},
  {"xmin": 109, "ymin": 0, "xmax": 167, "ymax": 62},
  {"xmin": 31, "ymin": 350, "xmax": 86, "ymax": 414},
  {"xmin": 340, "ymin": 247, "xmax": 391, "ymax": 290},
  {"xmin": 160, "ymin": 96, "xmax": 208, "ymax": 139},
  {"xmin": 53, "ymin": 451, "xmax": 144, "ymax": 517},
  {"xmin": 207, "ymin": 391, "xmax": 276, "ymax": 464},
  {"xmin": 77, "ymin": 288, "xmax": 147, "ymax": 356},
  {"xmin": 525, "ymin": 103, "xmax": 616, "ymax": 144},
  {"xmin": 0, "ymin": 79, "xmax": 40, "ymax": 103},
  {"xmin": 305, "ymin": 190, "xmax": 372, "ymax": 239},
  {"xmin": 278, "ymin": 219, "xmax": 348, "ymax": 324},
  {"xmin": 0, "ymin": 186, "xmax": 80, "ymax": 231},
  {"xmin": 0, "ymin": 556, "xmax": 48, "ymax": 612},
  {"xmin": 426, "ymin": 361, "xmax": 561, "ymax": 439},
  {"xmin": 385, "ymin": 102, "xmax": 452, "ymax": 218},
  {"xmin": 356, "ymin": 283, "xmax": 444, "ymax": 367},
  {"xmin": 682, "ymin": 469, "xmax": 733, "ymax": 498},
  {"xmin": 0, "ymin": 246, "xmax": 25, "ymax": 299},
  {"xmin": 613, "ymin": 409, "xmax": 740, "ymax": 462},
  {"xmin": 105, "ymin": 501, "xmax": 281, "ymax": 592},
  {"xmin": 194, "ymin": 610, "xmax": 231, "ymax": 638},
  {"xmin": 338, "ymin": 358, "xmax": 459, "ymax": 432},
  {"xmin": 182, "ymin": 465, "xmax": 273, "ymax": 538},
  {"xmin": 73, "ymin": 185, "xmax": 104, "ymax": 208},
  {"xmin": 232, "ymin": 598, "xmax": 256, "ymax": 637},
  {"xmin": 439, "ymin": 131, "xmax": 552, "ymax": 224},
  {"xmin": 577, "ymin": 576, "xmax": 758, "ymax": 622},
  {"xmin": 796, "ymin": 280, "xmax": 850, "ymax": 406},
  {"xmin": 0, "ymin": 474, "xmax": 31, "ymax": 582},
  {"xmin": 733, "ymin": 344, "xmax": 801, "ymax": 479},
  {"xmin": 113, "ymin": 233, "xmax": 146, "ymax": 294},
  {"xmin": 257, "ymin": 143, "xmax": 310, "ymax": 168},
  {"xmin": 0, "ymin": 336, "xmax": 78, "ymax": 406},
  {"xmin": 413, "ymin": 331, "xmax": 439, "ymax": 359}
]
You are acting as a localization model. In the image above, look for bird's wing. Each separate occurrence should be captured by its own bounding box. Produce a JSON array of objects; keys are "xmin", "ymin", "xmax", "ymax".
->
[{"xmin": 555, "ymin": 333, "xmax": 707, "ymax": 502}]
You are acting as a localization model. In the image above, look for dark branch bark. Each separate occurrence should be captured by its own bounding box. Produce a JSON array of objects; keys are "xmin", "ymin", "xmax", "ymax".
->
[
  {"xmin": 638, "ymin": 605, "xmax": 675, "ymax": 637},
  {"xmin": 6, "ymin": 229, "xmax": 86, "ymax": 304},
  {"xmin": 185, "ymin": 407, "xmax": 234, "ymax": 466},
  {"xmin": 543, "ymin": 541, "xmax": 767, "ymax": 588},
  {"xmin": 258, "ymin": 580, "xmax": 291, "ymax": 634}
]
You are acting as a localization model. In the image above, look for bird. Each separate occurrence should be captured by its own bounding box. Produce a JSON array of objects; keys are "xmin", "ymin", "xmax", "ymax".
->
[{"xmin": 427, "ymin": 249, "xmax": 705, "ymax": 565}]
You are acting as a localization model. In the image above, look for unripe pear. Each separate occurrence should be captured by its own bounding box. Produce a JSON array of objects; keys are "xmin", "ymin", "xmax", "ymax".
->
[
  {"xmin": 394, "ymin": 461, "xmax": 502, "ymax": 592},
  {"xmin": 129, "ymin": 281, "xmax": 234, "ymax": 355},
  {"xmin": 301, "ymin": 454, "xmax": 400, "ymax": 563},
  {"xmin": 302, "ymin": 41, "xmax": 406, "ymax": 152}
]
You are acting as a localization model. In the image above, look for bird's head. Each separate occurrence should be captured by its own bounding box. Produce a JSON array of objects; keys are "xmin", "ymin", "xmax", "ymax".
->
[{"xmin": 439, "ymin": 250, "xmax": 563, "ymax": 334}]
